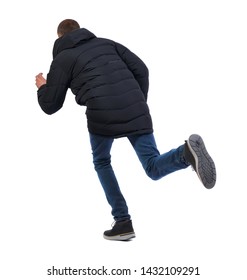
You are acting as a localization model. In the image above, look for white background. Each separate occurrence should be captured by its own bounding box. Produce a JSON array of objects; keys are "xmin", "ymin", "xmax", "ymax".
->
[{"xmin": 0, "ymin": 0, "xmax": 246, "ymax": 279}]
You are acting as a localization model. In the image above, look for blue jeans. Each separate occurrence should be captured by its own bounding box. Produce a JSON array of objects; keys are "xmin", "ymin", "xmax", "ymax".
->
[{"xmin": 89, "ymin": 133, "xmax": 189, "ymax": 221}]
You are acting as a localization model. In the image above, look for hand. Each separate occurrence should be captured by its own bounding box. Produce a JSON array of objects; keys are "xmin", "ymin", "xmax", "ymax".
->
[{"xmin": 35, "ymin": 73, "xmax": 47, "ymax": 89}]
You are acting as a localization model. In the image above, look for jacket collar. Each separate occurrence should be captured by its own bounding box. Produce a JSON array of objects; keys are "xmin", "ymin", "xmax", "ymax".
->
[{"xmin": 52, "ymin": 28, "xmax": 96, "ymax": 58}]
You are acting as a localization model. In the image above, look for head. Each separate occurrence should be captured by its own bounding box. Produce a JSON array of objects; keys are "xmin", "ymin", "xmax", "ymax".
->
[{"xmin": 57, "ymin": 19, "xmax": 80, "ymax": 37}]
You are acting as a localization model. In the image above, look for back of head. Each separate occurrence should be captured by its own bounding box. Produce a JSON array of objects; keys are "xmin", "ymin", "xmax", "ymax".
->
[{"xmin": 57, "ymin": 19, "xmax": 80, "ymax": 37}]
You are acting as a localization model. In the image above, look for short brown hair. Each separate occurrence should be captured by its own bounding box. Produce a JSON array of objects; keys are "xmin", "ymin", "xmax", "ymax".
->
[{"xmin": 57, "ymin": 19, "xmax": 80, "ymax": 37}]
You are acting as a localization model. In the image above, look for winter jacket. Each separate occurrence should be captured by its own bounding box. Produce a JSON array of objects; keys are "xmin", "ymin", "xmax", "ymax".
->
[{"xmin": 37, "ymin": 28, "xmax": 153, "ymax": 138}]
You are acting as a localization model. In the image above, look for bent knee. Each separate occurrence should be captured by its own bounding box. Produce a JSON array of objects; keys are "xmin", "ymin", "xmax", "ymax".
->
[
  {"xmin": 93, "ymin": 157, "xmax": 111, "ymax": 171},
  {"xmin": 145, "ymin": 169, "xmax": 161, "ymax": 181}
]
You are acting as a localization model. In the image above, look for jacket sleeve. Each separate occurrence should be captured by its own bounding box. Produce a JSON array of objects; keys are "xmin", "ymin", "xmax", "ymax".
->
[
  {"xmin": 37, "ymin": 61, "xmax": 69, "ymax": 115},
  {"xmin": 115, "ymin": 42, "xmax": 149, "ymax": 100}
]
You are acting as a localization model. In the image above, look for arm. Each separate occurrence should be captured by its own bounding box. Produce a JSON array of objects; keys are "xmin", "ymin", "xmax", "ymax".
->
[
  {"xmin": 115, "ymin": 42, "xmax": 149, "ymax": 100},
  {"xmin": 35, "ymin": 61, "xmax": 69, "ymax": 115}
]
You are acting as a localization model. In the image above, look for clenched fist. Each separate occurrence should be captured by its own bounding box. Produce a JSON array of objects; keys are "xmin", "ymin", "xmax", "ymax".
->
[{"xmin": 35, "ymin": 73, "xmax": 47, "ymax": 89}]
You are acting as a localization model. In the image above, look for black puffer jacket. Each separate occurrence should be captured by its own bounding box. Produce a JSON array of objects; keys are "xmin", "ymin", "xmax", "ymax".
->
[{"xmin": 38, "ymin": 28, "xmax": 153, "ymax": 137}]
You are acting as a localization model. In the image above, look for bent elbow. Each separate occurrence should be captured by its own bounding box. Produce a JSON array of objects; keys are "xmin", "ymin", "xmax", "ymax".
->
[{"xmin": 39, "ymin": 102, "xmax": 62, "ymax": 115}]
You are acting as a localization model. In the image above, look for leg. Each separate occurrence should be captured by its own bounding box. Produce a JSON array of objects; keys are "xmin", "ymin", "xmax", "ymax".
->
[
  {"xmin": 128, "ymin": 133, "xmax": 216, "ymax": 189},
  {"xmin": 89, "ymin": 133, "xmax": 130, "ymax": 221},
  {"xmin": 128, "ymin": 133, "xmax": 189, "ymax": 180}
]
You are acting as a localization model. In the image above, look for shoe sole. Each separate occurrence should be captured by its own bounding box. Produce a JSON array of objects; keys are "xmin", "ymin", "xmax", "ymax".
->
[
  {"xmin": 187, "ymin": 134, "xmax": 216, "ymax": 189},
  {"xmin": 103, "ymin": 232, "xmax": 136, "ymax": 241}
]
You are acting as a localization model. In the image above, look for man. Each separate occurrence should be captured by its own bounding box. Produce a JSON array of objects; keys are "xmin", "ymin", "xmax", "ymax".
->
[{"xmin": 35, "ymin": 19, "xmax": 216, "ymax": 241}]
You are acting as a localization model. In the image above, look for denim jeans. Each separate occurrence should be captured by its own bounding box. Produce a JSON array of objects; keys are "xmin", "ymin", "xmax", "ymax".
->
[{"xmin": 89, "ymin": 133, "xmax": 189, "ymax": 221}]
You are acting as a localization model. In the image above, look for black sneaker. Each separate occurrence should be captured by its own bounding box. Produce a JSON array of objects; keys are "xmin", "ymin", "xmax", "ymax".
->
[
  {"xmin": 103, "ymin": 220, "xmax": 136, "ymax": 241},
  {"xmin": 184, "ymin": 134, "xmax": 216, "ymax": 189}
]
